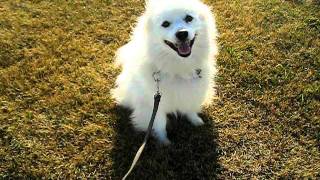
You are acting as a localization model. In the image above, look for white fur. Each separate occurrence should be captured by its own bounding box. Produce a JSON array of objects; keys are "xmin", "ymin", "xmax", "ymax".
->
[{"xmin": 112, "ymin": 0, "xmax": 218, "ymax": 144}]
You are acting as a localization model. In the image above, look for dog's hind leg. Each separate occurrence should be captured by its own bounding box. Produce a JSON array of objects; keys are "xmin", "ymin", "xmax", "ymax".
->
[{"xmin": 131, "ymin": 107, "xmax": 152, "ymax": 132}]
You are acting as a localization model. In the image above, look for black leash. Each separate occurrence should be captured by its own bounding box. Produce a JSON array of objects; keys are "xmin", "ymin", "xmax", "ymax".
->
[{"xmin": 122, "ymin": 92, "xmax": 161, "ymax": 180}]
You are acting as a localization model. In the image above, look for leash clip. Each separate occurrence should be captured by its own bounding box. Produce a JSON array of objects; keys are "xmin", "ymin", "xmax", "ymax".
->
[{"xmin": 153, "ymin": 71, "xmax": 161, "ymax": 94}]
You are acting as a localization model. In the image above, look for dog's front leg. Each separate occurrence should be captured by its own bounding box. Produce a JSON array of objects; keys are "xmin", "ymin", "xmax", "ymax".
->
[
  {"xmin": 132, "ymin": 106, "xmax": 170, "ymax": 145},
  {"xmin": 152, "ymin": 111, "xmax": 170, "ymax": 145}
]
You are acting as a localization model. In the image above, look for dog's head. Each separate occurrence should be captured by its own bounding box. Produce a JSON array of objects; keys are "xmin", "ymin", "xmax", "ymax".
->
[{"xmin": 144, "ymin": 0, "xmax": 216, "ymax": 59}]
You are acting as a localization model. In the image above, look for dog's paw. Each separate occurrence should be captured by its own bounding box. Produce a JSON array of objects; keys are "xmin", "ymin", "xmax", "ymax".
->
[
  {"xmin": 153, "ymin": 129, "xmax": 171, "ymax": 146},
  {"xmin": 187, "ymin": 113, "xmax": 204, "ymax": 126},
  {"xmin": 191, "ymin": 116, "xmax": 204, "ymax": 126},
  {"xmin": 160, "ymin": 138, "xmax": 171, "ymax": 146}
]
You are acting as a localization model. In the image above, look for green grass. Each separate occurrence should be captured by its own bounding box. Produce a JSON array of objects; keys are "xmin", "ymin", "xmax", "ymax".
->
[{"xmin": 0, "ymin": 0, "xmax": 319, "ymax": 179}]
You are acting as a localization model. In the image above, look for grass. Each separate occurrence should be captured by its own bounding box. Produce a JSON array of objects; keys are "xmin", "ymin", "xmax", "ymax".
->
[{"xmin": 0, "ymin": 0, "xmax": 319, "ymax": 179}]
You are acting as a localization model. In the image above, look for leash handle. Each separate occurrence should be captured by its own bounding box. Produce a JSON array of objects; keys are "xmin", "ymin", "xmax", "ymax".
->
[{"xmin": 122, "ymin": 93, "xmax": 161, "ymax": 180}]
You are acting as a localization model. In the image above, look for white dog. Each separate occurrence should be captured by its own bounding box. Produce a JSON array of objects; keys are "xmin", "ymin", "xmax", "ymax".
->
[{"xmin": 112, "ymin": 0, "xmax": 218, "ymax": 144}]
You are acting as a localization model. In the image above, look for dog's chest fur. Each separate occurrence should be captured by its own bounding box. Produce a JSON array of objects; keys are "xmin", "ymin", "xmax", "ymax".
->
[{"xmin": 156, "ymin": 69, "xmax": 210, "ymax": 113}]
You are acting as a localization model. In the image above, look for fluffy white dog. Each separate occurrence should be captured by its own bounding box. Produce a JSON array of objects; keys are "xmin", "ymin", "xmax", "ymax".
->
[{"xmin": 112, "ymin": 0, "xmax": 218, "ymax": 144}]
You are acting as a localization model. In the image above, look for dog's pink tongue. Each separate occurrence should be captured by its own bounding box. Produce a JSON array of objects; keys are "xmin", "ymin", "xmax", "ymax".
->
[{"xmin": 178, "ymin": 42, "xmax": 191, "ymax": 55}]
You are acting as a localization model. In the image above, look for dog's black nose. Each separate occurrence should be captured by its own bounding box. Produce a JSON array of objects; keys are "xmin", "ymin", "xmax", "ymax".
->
[{"xmin": 176, "ymin": 30, "xmax": 189, "ymax": 41}]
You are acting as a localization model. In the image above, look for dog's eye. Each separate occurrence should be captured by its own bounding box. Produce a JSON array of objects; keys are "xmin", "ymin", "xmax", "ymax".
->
[
  {"xmin": 185, "ymin": 15, "xmax": 193, "ymax": 23},
  {"xmin": 161, "ymin": 21, "xmax": 171, "ymax": 28}
]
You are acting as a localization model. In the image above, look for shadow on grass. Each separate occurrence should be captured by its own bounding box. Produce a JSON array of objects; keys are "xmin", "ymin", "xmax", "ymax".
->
[{"xmin": 110, "ymin": 106, "xmax": 220, "ymax": 179}]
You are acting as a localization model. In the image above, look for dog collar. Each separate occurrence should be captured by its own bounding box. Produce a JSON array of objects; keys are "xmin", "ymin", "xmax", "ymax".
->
[{"xmin": 153, "ymin": 69, "xmax": 202, "ymax": 82}]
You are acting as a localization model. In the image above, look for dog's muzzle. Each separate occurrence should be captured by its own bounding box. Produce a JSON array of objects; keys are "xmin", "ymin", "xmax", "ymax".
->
[{"xmin": 164, "ymin": 36, "xmax": 196, "ymax": 58}]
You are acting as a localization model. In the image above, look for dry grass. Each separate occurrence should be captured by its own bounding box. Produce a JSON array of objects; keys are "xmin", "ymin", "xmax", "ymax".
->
[{"xmin": 0, "ymin": 0, "xmax": 319, "ymax": 179}]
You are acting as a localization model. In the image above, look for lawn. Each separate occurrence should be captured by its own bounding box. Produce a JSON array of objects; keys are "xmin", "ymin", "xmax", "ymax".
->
[{"xmin": 0, "ymin": 0, "xmax": 319, "ymax": 179}]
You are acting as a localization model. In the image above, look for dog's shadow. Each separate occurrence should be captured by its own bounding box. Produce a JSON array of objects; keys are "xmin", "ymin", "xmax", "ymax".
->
[{"xmin": 110, "ymin": 106, "xmax": 220, "ymax": 179}]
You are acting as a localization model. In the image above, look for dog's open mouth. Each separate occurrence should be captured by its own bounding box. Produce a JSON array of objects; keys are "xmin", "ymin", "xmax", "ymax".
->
[{"xmin": 164, "ymin": 37, "xmax": 195, "ymax": 58}]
